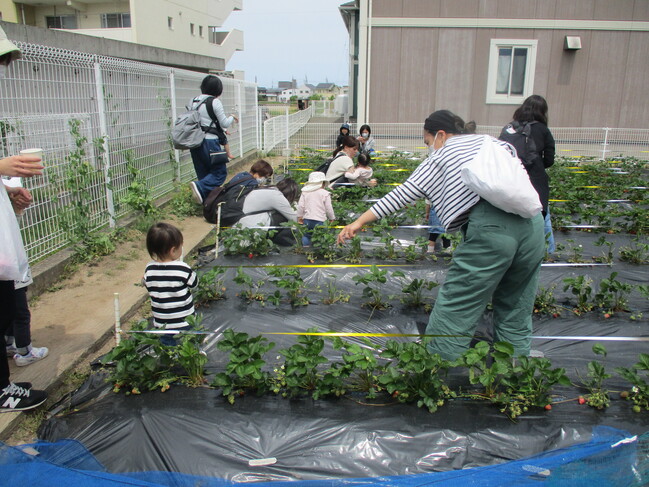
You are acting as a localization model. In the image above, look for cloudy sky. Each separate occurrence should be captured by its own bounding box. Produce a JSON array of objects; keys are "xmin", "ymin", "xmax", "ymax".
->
[{"xmin": 221, "ymin": 0, "xmax": 350, "ymax": 88}]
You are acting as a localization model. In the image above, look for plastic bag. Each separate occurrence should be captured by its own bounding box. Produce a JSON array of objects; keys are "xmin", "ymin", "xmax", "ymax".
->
[
  {"xmin": 460, "ymin": 135, "xmax": 542, "ymax": 218},
  {"xmin": 0, "ymin": 184, "xmax": 29, "ymax": 281}
]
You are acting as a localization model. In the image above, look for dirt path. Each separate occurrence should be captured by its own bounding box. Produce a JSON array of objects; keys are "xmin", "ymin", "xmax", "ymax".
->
[{"xmin": 1, "ymin": 156, "xmax": 286, "ymax": 442}]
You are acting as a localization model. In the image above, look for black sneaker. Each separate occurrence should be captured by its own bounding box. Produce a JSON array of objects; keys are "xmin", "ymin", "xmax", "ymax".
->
[{"xmin": 0, "ymin": 383, "xmax": 47, "ymax": 412}]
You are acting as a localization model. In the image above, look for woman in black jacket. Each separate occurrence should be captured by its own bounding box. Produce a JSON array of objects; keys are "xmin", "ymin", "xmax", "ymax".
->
[{"xmin": 502, "ymin": 94, "xmax": 556, "ymax": 253}]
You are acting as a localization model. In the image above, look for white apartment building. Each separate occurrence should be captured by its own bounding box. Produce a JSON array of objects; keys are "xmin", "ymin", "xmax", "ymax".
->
[{"xmin": 0, "ymin": 0, "xmax": 243, "ymax": 64}]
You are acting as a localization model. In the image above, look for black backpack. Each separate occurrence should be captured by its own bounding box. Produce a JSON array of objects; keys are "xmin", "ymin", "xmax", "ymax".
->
[
  {"xmin": 499, "ymin": 121, "xmax": 539, "ymax": 167},
  {"xmin": 203, "ymin": 174, "xmax": 256, "ymax": 225},
  {"xmin": 315, "ymin": 152, "xmax": 345, "ymax": 175}
]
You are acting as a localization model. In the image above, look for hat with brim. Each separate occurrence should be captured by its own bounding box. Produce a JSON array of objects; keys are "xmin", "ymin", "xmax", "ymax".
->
[
  {"xmin": 0, "ymin": 27, "xmax": 21, "ymax": 62},
  {"xmin": 302, "ymin": 171, "xmax": 328, "ymax": 192}
]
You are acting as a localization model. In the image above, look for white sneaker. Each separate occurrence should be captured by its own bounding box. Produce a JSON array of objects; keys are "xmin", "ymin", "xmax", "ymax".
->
[
  {"xmin": 14, "ymin": 347, "xmax": 49, "ymax": 367},
  {"xmin": 189, "ymin": 181, "xmax": 203, "ymax": 204}
]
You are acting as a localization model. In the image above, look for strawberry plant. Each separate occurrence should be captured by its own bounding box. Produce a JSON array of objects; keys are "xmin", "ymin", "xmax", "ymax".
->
[
  {"xmin": 500, "ymin": 356, "xmax": 570, "ymax": 419},
  {"xmin": 308, "ymin": 225, "xmax": 340, "ymax": 262},
  {"xmin": 403, "ymin": 236, "xmax": 429, "ymax": 262},
  {"xmin": 379, "ymin": 339, "xmax": 454, "ymax": 413},
  {"xmin": 277, "ymin": 328, "xmax": 328, "ymax": 398},
  {"xmin": 233, "ymin": 266, "xmax": 266, "ymax": 302},
  {"xmin": 267, "ymin": 267, "xmax": 309, "ymax": 307},
  {"xmin": 593, "ymin": 236, "xmax": 615, "ymax": 264},
  {"xmin": 371, "ymin": 220, "xmax": 399, "ymax": 260},
  {"xmin": 352, "ymin": 265, "xmax": 391, "ymax": 310},
  {"xmin": 563, "ymin": 275, "xmax": 594, "ymax": 313},
  {"xmin": 594, "ymin": 272, "xmax": 633, "ymax": 313},
  {"xmin": 321, "ymin": 277, "xmax": 350, "ymax": 305},
  {"xmin": 210, "ymin": 329, "xmax": 275, "ymax": 404},
  {"xmin": 221, "ymin": 225, "xmax": 277, "ymax": 257},
  {"xmin": 534, "ymin": 285, "xmax": 561, "ymax": 316},
  {"xmin": 344, "ymin": 235, "xmax": 364, "ymax": 264},
  {"xmin": 393, "ymin": 272, "xmax": 438, "ymax": 310},
  {"xmin": 616, "ymin": 353, "xmax": 649, "ymax": 413},
  {"xmin": 618, "ymin": 236, "xmax": 649, "ymax": 264},
  {"xmin": 332, "ymin": 337, "xmax": 384, "ymax": 399},
  {"xmin": 194, "ymin": 266, "xmax": 227, "ymax": 307},
  {"xmin": 103, "ymin": 319, "xmax": 178, "ymax": 394},
  {"xmin": 577, "ymin": 344, "xmax": 611, "ymax": 409},
  {"xmin": 456, "ymin": 341, "xmax": 514, "ymax": 399}
]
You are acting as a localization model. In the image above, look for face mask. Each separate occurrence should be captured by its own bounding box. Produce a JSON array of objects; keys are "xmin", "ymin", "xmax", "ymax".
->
[
  {"xmin": 256, "ymin": 177, "xmax": 267, "ymax": 185},
  {"xmin": 180, "ymin": 246, "xmax": 185, "ymax": 262},
  {"xmin": 362, "ymin": 132, "xmax": 369, "ymax": 138}
]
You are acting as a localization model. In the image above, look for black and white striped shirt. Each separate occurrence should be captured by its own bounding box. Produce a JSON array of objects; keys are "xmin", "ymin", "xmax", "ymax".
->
[
  {"xmin": 371, "ymin": 134, "xmax": 515, "ymax": 232},
  {"xmin": 143, "ymin": 261, "xmax": 198, "ymax": 328}
]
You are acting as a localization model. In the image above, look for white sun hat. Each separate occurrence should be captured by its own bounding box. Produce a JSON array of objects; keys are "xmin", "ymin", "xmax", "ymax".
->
[
  {"xmin": 0, "ymin": 27, "xmax": 21, "ymax": 62},
  {"xmin": 302, "ymin": 171, "xmax": 328, "ymax": 192}
]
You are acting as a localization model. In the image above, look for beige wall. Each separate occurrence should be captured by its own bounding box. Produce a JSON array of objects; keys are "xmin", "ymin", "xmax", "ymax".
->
[
  {"xmin": 372, "ymin": 0, "xmax": 643, "ymax": 21},
  {"xmin": 362, "ymin": 0, "xmax": 649, "ymax": 126}
]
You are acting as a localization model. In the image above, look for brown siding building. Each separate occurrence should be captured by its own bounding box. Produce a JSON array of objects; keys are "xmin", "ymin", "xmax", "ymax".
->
[{"xmin": 339, "ymin": 0, "xmax": 649, "ymax": 127}]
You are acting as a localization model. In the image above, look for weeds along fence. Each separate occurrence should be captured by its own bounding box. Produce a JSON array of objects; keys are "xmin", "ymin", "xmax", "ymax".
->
[
  {"xmin": 0, "ymin": 42, "xmax": 258, "ymax": 264},
  {"xmin": 274, "ymin": 122, "xmax": 649, "ymax": 161}
]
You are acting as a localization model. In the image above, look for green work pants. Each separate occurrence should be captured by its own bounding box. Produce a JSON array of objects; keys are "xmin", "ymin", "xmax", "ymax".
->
[{"xmin": 426, "ymin": 200, "xmax": 545, "ymax": 360}]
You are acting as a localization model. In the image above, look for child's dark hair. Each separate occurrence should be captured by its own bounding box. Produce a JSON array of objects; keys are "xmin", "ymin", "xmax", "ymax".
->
[
  {"xmin": 357, "ymin": 153, "xmax": 371, "ymax": 167},
  {"xmin": 146, "ymin": 222, "xmax": 183, "ymax": 259},
  {"xmin": 200, "ymin": 75, "xmax": 223, "ymax": 97},
  {"xmin": 250, "ymin": 159, "xmax": 274, "ymax": 178}
]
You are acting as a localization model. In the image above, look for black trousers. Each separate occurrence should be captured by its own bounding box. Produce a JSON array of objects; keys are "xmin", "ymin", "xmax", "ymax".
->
[{"xmin": 0, "ymin": 280, "xmax": 16, "ymax": 389}]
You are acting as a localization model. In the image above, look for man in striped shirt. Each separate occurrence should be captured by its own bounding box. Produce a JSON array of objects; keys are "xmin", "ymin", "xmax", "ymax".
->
[
  {"xmin": 143, "ymin": 223, "xmax": 198, "ymax": 345},
  {"xmin": 338, "ymin": 110, "xmax": 545, "ymax": 361}
]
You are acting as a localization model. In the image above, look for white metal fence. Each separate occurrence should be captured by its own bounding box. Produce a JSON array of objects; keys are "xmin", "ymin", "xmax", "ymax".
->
[
  {"xmin": 276, "ymin": 122, "xmax": 649, "ymax": 161},
  {"xmin": 0, "ymin": 42, "xmax": 258, "ymax": 263}
]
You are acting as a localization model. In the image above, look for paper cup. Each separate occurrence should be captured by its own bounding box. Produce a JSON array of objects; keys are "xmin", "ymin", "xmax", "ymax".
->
[{"xmin": 20, "ymin": 148, "xmax": 43, "ymax": 161}]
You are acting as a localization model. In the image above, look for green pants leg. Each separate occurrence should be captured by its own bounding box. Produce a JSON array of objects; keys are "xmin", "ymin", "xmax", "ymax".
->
[{"xmin": 426, "ymin": 201, "xmax": 544, "ymax": 361}]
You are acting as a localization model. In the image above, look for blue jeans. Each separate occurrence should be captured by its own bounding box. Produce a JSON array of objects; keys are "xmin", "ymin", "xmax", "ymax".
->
[
  {"xmin": 544, "ymin": 211, "xmax": 555, "ymax": 254},
  {"xmin": 302, "ymin": 219, "xmax": 324, "ymax": 246},
  {"xmin": 190, "ymin": 138, "xmax": 228, "ymax": 200},
  {"xmin": 159, "ymin": 324, "xmax": 191, "ymax": 347},
  {"xmin": 428, "ymin": 206, "xmax": 445, "ymax": 235}
]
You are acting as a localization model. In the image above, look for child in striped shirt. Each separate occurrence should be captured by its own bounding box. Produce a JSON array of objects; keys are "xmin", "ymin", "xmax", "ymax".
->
[{"xmin": 143, "ymin": 222, "xmax": 198, "ymax": 346}]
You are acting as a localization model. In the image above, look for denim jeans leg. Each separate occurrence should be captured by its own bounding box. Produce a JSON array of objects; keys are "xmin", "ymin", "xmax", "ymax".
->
[{"xmin": 302, "ymin": 219, "xmax": 323, "ymax": 246}]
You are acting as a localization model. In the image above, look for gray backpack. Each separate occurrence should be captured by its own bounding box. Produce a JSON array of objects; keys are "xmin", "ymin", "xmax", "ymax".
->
[{"xmin": 171, "ymin": 97, "xmax": 214, "ymax": 150}]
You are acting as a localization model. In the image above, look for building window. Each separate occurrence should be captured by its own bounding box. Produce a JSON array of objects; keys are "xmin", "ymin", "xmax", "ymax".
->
[
  {"xmin": 101, "ymin": 13, "xmax": 131, "ymax": 28},
  {"xmin": 190, "ymin": 23, "xmax": 195, "ymax": 35},
  {"xmin": 208, "ymin": 26, "xmax": 220, "ymax": 44},
  {"xmin": 46, "ymin": 15, "xmax": 78, "ymax": 29},
  {"xmin": 168, "ymin": 17, "xmax": 173, "ymax": 30},
  {"xmin": 199, "ymin": 25, "xmax": 203, "ymax": 37},
  {"xmin": 486, "ymin": 39, "xmax": 537, "ymax": 104}
]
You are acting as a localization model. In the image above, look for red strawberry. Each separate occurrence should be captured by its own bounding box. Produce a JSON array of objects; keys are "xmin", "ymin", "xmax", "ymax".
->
[
  {"xmin": 578, "ymin": 396, "xmax": 586, "ymax": 405},
  {"xmin": 248, "ymin": 253, "xmax": 254, "ymax": 259},
  {"xmin": 544, "ymin": 404, "xmax": 552, "ymax": 411}
]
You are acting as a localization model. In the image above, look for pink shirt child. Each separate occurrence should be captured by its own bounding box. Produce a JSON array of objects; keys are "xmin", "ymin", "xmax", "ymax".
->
[{"xmin": 297, "ymin": 187, "xmax": 335, "ymax": 223}]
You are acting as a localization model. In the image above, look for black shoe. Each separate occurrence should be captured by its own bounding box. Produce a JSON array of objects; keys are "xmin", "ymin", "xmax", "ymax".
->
[
  {"xmin": 0, "ymin": 383, "xmax": 47, "ymax": 412},
  {"xmin": 13, "ymin": 382, "xmax": 32, "ymax": 390}
]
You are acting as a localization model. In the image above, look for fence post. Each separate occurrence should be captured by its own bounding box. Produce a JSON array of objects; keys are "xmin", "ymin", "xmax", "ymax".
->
[
  {"xmin": 285, "ymin": 104, "xmax": 290, "ymax": 152},
  {"xmin": 169, "ymin": 71, "xmax": 181, "ymax": 181},
  {"xmin": 237, "ymin": 83, "xmax": 244, "ymax": 158},
  {"xmin": 254, "ymin": 85, "xmax": 260, "ymax": 152},
  {"xmin": 94, "ymin": 61, "xmax": 116, "ymax": 228},
  {"xmin": 601, "ymin": 127, "xmax": 610, "ymax": 160}
]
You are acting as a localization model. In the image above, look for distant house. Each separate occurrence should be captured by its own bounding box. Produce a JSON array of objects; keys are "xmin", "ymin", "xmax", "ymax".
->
[
  {"xmin": 278, "ymin": 80, "xmax": 296, "ymax": 90},
  {"xmin": 314, "ymin": 83, "xmax": 341, "ymax": 96},
  {"xmin": 279, "ymin": 84, "xmax": 313, "ymax": 103},
  {"xmin": 339, "ymin": 0, "xmax": 649, "ymax": 127},
  {"xmin": 265, "ymin": 88, "xmax": 282, "ymax": 102}
]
